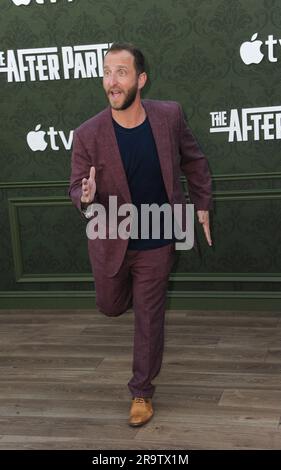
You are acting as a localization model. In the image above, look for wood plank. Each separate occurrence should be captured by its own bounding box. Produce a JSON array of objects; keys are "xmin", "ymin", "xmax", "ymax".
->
[
  {"xmin": 0, "ymin": 383, "xmax": 221, "ymax": 402},
  {"xmin": 0, "ymin": 344, "xmax": 266, "ymax": 363},
  {"xmin": 0, "ymin": 416, "xmax": 137, "ymax": 439},
  {"xmin": 265, "ymin": 349, "xmax": 281, "ymax": 363},
  {"xmin": 0, "ymin": 437, "xmax": 189, "ymax": 450},
  {"xmin": 135, "ymin": 421, "xmax": 281, "ymax": 449},
  {"xmin": 219, "ymin": 389, "xmax": 281, "ymax": 410},
  {"xmin": 0, "ymin": 356, "xmax": 104, "ymax": 369},
  {"xmin": 0, "ymin": 399, "xmax": 278, "ymax": 428},
  {"xmin": 98, "ymin": 357, "xmax": 281, "ymax": 374}
]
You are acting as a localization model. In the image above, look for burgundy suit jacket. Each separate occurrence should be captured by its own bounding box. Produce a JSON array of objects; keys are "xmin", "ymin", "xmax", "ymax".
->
[{"xmin": 69, "ymin": 99, "xmax": 212, "ymax": 277}]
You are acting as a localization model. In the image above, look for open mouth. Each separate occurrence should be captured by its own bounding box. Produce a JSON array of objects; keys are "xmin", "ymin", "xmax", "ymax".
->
[{"xmin": 110, "ymin": 90, "xmax": 122, "ymax": 99}]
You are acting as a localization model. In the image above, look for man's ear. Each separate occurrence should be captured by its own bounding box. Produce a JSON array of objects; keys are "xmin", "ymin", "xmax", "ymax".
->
[{"xmin": 138, "ymin": 72, "xmax": 147, "ymax": 90}]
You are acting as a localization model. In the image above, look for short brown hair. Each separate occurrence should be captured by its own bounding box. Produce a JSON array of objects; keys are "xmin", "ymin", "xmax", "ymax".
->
[{"xmin": 106, "ymin": 42, "xmax": 146, "ymax": 75}]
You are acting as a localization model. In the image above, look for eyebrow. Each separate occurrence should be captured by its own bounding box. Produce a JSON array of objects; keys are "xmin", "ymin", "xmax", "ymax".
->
[{"xmin": 103, "ymin": 65, "xmax": 129, "ymax": 70}]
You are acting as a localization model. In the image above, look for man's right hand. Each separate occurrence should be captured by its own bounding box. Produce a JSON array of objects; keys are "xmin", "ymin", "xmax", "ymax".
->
[{"xmin": 81, "ymin": 166, "xmax": 96, "ymax": 204}]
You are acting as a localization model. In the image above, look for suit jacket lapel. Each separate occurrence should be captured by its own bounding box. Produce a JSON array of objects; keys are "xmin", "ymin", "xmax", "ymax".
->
[
  {"xmin": 142, "ymin": 100, "xmax": 173, "ymax": 204},
  {"xmin": 102, "ymin": 106, "xmax": 132, "ymax": 203}
]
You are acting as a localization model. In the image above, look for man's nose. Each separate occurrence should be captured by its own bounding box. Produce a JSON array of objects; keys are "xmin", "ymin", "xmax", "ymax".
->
[{"xmin": 108, "ymin": 73, "xmax": 118, "ymax": 87}]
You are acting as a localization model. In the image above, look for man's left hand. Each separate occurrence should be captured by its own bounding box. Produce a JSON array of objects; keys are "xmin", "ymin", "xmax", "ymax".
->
[{"xmin": 197, "ymin": 210, "xmax": 212, "ymax": 246}]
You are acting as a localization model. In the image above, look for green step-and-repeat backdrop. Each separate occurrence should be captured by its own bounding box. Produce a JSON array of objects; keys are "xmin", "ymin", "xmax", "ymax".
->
[{"xmin": 0, "ymin": 0, "xmax": 280, "ymax": 309}]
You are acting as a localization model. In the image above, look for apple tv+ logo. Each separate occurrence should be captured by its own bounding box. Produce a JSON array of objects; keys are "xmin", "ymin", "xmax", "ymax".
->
[
  {"xmin": 26, "ymin": 125, "xmax": 73, "ymax": 152},
  {"xmin": 11, "ymin": 0, "xmax": 73, "ymax": 5},
  {"xmin": 240, "ymin": 32, "xmax": 281, "ymax": 65}
]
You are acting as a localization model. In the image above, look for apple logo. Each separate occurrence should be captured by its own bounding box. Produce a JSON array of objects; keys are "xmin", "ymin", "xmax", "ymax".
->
[
  {"xmin": 240, "ymin": 33, "xmax": 264, "ymax": 65},
  {"xmin": 11, "ymin": 0, "xmax": 32, "ymax": 6},
  {"xmin": 26, "ymin": 124, "xmax": 48, "ymax": 151}
]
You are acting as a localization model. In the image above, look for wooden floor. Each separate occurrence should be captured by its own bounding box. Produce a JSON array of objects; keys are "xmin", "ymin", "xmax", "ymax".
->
[{"xmin": 0, "ymin": 308, "xmax": 280, "ymax": 449}]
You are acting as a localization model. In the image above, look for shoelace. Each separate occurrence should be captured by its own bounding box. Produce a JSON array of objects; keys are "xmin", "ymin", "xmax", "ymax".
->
[{"xmin": 134, "ymin": 398, "xmax": 146, "ymax": 404}]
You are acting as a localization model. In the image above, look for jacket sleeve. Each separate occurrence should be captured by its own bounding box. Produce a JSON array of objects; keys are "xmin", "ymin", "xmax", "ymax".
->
[
  {"xmin": 178, "ymin": 104, "xmax": 213, "ymax": 211},
  {"xmin": 68, "ymin": 129, "xmax": 99, "ymax": 218}
]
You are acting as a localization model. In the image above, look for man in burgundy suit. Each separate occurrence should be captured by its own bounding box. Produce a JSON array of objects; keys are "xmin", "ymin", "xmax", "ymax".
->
[{"xmin": 69, "ymin": 42, "xmax": 212, "ymax": 427}]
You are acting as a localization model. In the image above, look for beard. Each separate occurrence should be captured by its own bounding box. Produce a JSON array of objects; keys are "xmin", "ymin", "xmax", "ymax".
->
[{"xmin": 108, "ymin": 81, "xmax": 138, "ymax": 111}]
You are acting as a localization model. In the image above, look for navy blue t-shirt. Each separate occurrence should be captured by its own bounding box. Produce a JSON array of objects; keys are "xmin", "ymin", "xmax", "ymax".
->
[{"xmin": 112, "ymin": 116, "xmax": 174, "ymax": 250}]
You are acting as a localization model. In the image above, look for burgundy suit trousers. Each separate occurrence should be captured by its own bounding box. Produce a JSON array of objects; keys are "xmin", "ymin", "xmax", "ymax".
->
[{"xmin": 94, "ymin": 242, "xmax": 175, "ymax": 398}]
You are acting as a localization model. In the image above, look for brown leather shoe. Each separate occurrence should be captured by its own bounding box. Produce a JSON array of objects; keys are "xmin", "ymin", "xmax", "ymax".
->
[{"xmin": 129, "ymin": 397, "xmax": 154, "ymax": 427}]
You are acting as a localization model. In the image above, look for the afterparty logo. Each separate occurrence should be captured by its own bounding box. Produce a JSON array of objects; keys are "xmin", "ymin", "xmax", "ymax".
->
[
  {"xmin": 26, "ymin": 125, "xmax": 73, "ymax": 151},
  {"xmin": 210, "ymin": 106, "xmax": 281, "ymax": 142},
  {"xmin": 0, "ymin": 43, "xmax": 112, "ymax": 82},
  {"xmin": 11, "ymin": 0, "xmax": 73, "ymax": 5}
]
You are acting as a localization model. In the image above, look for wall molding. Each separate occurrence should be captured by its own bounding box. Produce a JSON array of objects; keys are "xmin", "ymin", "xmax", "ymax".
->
[
  {"xmin": 0, "ymin": 290, "xmax": 281, "ymax": 299},
  {"xmin": 8, "ymin": 196, "xmax": 72, "ymax": 282},
  {"xmin": 0, "ymin": 181, "xmax": 67, "ymax": 189},
  {"xmin": 0, "ymin": 290, "xmax": 280, "ymax": 310},
  {"xmin": 15, "ymin": 273, "xmax": 281, "ymax": 283},
  {"xmin": 7, "ymin": 193, "xmax": 281, "ymax": 284},
  {"xmin": 1, "ymin": 170, "xmax": 281, "ymax": 189},
  {"xmin": 211, "ymin": 172, "xmax": 281, "ymax": 181}
]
